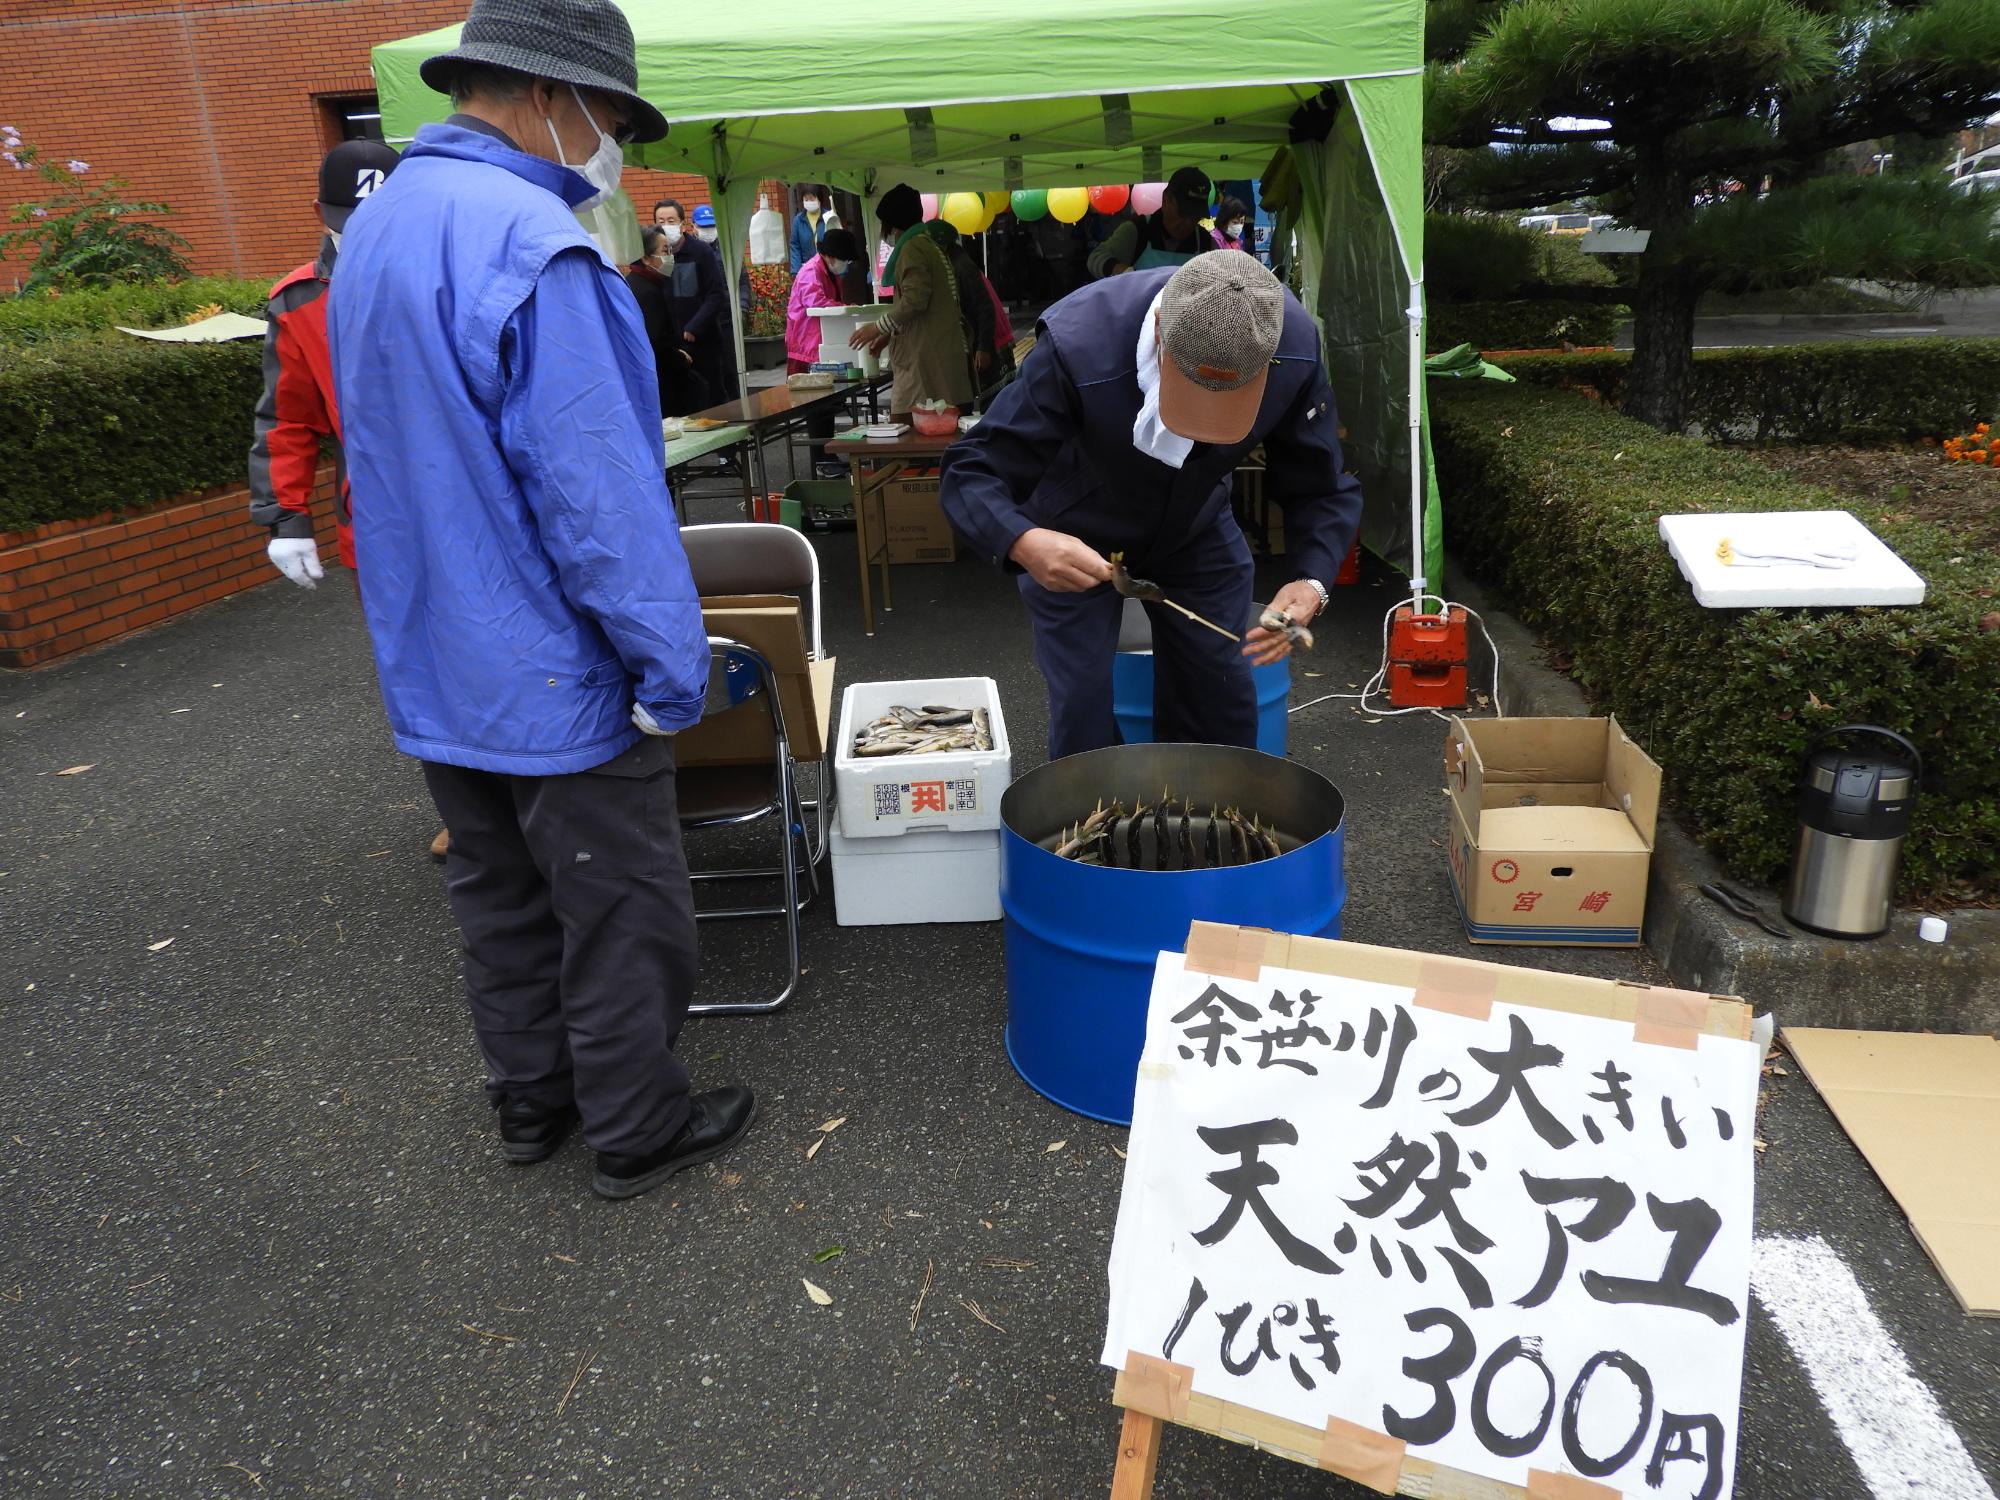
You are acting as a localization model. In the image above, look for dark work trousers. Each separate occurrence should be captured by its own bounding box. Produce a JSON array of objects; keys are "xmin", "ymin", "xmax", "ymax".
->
[
  {"xmin": 1019, "ymin": 516, "xmax": 1258, "ymax": 760},
  {"xmin": 420, "ymin": 735, "xmax": 696, "ymax": 1158}
]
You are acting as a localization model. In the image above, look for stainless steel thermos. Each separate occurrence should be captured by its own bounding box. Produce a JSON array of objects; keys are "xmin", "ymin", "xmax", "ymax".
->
[{"xmin": 1783, "ymin": 725, "xmax": 1920, "ymax": 939}]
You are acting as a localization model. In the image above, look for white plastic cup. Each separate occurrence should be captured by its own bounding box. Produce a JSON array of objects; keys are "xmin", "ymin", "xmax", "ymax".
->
[{"xmin": 1918, "ymin": 916, "xmax": 1947, "ymax": 944}]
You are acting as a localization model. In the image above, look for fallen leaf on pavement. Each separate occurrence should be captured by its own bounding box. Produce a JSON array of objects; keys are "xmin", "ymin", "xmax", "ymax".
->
[
  {"xmin": 805, "ymin": 1136, "xmax": 825, "ymax": 1160},
  {"xmin": 802, "ymin": 1279, "xmax": 833, "ymax": 1306},
  {"xmin": 818, "ymin": 1116, "xmax": 848, "ymax": 1133},
  {"xmin": 1044, "ymin": 1140, "xmax": 1066, "ymax": 1154},
  {"xmin": 960, "ymin": 1297, "xmax": 1007, "ymax": 1333},
  {"xmin": 461, "ymin": 1323, "xmax": 518, "ymax": 1342},
  {"xmin": 168, "ymin": 708, "xmax": 191, "ymax": 715},
  {"xmin": 146, "ymin": 938, "xmax": 175, "ymax": 952},
  {"xmin": 1110, "ymin": 1145, "xmax": 1127, "ymax": 1160},
  {"xmin": 55, "ymin": 764, "xmax": 94, "ymax": 776},
  {"xmin": 811, "ymin": 1246, "xmax": 845, "ymax": 1264}
]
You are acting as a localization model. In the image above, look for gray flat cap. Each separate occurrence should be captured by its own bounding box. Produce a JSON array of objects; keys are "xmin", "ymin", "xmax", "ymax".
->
[{"xmin": 421, "ymin": 0, "xmax": 668, "ymax": 144}]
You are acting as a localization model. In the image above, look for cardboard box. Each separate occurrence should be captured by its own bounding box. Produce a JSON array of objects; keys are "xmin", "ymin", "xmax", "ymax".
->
[
  {"xmin": 1781, "ymin": 1028, "xmax": 2000, "ymax": 1317},
  {"xmin": 673, "ymin": 594, "xmax": 835, "ymax": 768},
  {"xmin": 1444, "ymin": 716, "xmax": 1661, "ymax": 946},
  {"xmin": 877, "ymin": 471, "xmax": 957, "ymax": 564}
]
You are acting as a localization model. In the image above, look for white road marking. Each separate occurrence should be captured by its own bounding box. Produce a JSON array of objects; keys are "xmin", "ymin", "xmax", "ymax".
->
[{"xmin": 1751, "ymin": 1235, "xmax": 1996, "ymax": 1500}]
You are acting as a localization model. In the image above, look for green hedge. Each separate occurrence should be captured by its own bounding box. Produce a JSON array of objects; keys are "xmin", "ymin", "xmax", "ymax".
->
[
  {"xmin": 1498, "ymin": 338, "xmax": 2000, "ymax": 441},
  {"xmin": 1433, "ymin": 380, "xmax": 2000, "ymax": 899},
  {"xmin": 0, "ymin": 338, "xmax": 263, "ymax": 533},
  {"xmin": 0, "ymin": 277, "xmax": 271, "ymax": 345},
  {"xmin": 1426, "ymin": 298, "xmax": 1620, "ymax": 354}
]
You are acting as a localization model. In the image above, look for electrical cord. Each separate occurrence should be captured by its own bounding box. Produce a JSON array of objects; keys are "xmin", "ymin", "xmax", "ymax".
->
[{"xmin": 1289, "ymin": 594, "xmax": 1505, "ymax": 722}]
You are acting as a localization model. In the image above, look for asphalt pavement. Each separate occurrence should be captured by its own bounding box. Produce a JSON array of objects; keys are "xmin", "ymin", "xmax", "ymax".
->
[{"xmin": 2, "ymin": 491, "xmax": 1995, "ymax": 1498}]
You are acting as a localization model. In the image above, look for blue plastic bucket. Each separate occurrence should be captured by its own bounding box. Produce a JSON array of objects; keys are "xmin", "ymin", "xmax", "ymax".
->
[
  {"xmin": 1111, "ymin": 651, "xmax": 1291, "ymax": 757},
  {"xmin": 999, "ymin": 743, "xmax": 1346, "ymax": 1125}
]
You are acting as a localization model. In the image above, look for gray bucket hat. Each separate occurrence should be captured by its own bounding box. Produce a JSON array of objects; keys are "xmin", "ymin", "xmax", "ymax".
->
[{"xmin": 420, "ymin": 0, "xmax": 668, "ymax": 144}]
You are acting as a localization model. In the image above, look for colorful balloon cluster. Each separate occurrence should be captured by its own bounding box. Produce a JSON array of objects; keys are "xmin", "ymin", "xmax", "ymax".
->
[{"xmin": 919, "ymin": 181, "xmax": 1191, "ymax": 232}]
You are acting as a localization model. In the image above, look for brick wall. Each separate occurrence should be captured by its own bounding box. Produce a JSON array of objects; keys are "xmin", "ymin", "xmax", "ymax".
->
[
  {"xmin": 0, "ymin": 467, "xmax": 338, "ymax": 668},
  {"xmin": 0, "ymin": 1, "xmax": 716, "ymax": 282}
]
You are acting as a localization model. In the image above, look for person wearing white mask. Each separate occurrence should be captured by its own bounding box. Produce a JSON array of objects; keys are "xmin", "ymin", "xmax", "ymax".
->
[
  {"xmin": 325, "ymin": 0, "xmax": 757, "ymax": 1200},
  {"xmin": 652, "ymin": 198, "xmax": 736, "ymax": 402},
  {"xmin": 1210, "ymin": 195, "xmax": 1253, "ymax": 253},
  {"xmin": 784, "ymin": 226, "xmax": 860, "ymax": 463},
  {"xmin": 789, "ymin": 184, "xmax": 834, "ymax": 272}
]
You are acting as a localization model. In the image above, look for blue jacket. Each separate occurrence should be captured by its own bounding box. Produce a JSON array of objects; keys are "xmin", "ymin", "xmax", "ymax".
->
[
  {"xmin": 326, "ymin": 120, "xmax": 707, "ymax": 775},
  {"xmin": 941, "ymin": 268, "xmax": 1362, "ymax": 588},
  {"xmin": 789, "ymin": 210, "xmax": 828, "ymax": 272}
]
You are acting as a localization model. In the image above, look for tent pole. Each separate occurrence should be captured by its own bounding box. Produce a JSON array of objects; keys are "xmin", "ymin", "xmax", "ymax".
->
[{"xmin": 1406, "ymin": 278, "xmax": 1427, "ymax": 608}]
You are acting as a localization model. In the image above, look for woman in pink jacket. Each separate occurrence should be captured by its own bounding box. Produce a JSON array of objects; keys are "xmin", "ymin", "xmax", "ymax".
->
[{"xmin": 785, "ymin": 226, "xmax": 860, "ymax": 374}]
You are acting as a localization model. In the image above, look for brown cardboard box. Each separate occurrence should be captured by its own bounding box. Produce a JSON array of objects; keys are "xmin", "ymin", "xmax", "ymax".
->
[
  {"xmin": 1444, "ymin": 716, "xmax": 1661, "ymax": 946},
  {"xmin": 673, "ymin": 594, "xmax": 836, "ymax": 768},
  {"xmin": 878, "ymin": 471, "xmax": 957, "ymax": 564}
]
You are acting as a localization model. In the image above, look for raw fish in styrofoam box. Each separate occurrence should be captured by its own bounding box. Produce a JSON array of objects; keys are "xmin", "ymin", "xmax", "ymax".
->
[{"xmin": 835, "ymin": 676, "xmax": 1010, "ymax": 839}]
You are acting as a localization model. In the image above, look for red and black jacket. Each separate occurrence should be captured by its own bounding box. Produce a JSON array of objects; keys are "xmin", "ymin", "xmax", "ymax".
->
[{"xmin": 248, "ymin": 237, "xmax": 352, "ymax": 567}]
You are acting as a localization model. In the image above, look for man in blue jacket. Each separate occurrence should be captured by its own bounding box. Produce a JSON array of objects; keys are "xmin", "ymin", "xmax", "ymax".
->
[
  {"xmin": 326, "ymin": 0, "xmax": 755, "ymax": 1201},
  {"xmin": 942, "ymin": 254, "xmax": 1362, "ymax": 759}
]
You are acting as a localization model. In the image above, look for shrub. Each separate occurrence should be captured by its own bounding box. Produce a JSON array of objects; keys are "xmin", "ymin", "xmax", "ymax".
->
[
  {"xmin": 1432, "ymin": 379, "xmax": 2000, "ymax": 899},
  {"xmin": 1498, "ymin": 338, "xmax": 2000, "ymax": 442},
  {"xmin": 0, "ymin": 338, "xmax": 262, "ymax": 533},
  {"xmin": 0, "ymin": 128, "xmax": 192, "ymax": 290},
  {"xmin": 1427, "ymin": 298, "xmax": 1619, "ymax": 353},
  {"xmin": 1426, "ymin": 214, "xmax": 1543, "ymax": 302},
  {"xmin": 0, "ymin": 277, "xmax": 272, "ymax": 345}
]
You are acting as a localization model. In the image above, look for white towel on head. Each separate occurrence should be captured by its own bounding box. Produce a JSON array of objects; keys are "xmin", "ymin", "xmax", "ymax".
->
[{"xmin": 1131, "ymin": 290, "xmax": 1194, "ymax": 470}]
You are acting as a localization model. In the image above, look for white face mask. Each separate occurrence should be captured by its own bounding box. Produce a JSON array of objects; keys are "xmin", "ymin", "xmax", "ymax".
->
[
  {"xmin": 803, "ymin": 198, "xmax": 821, "ymax": 213},
  {"xmin": 826, "ymin": 258, "xmax": 851, "ymax": 275},
  {"xmin": 697, "ymin": 228, "xmax": 717, "ymax": 243},
  {"xmin": 1226, "ymin": 222, "xmax": 1244, "ymax": 238},
  {"xmin": 661, "ymin": 221, "xmax": 683, "ymax": 246},
  {"xmin": 546, "ymin": 85, "xmax": 624, "ymax": 209},
  {"xmin": 327, "ymin": 228, "xmax": 342, "ymax": 249}
]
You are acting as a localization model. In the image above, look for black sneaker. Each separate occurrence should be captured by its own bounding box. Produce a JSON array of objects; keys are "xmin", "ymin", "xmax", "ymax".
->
[
  {"xmin": 591, "ymin": 1086, "xmax": 757, "ymax": 1200},
  {"xmin": 497, "ymin": 1097, "xmax": 578, "ymax": 1165}
]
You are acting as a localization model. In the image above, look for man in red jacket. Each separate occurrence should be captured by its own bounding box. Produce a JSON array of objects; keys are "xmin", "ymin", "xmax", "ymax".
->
[{"xmin": 248, "ymin": 139, "xmax": 401, "ymax": 584}]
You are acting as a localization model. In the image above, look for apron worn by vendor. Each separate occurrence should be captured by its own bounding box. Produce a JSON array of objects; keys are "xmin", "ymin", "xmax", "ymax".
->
[{"xmin": 941, "ymin": 268, "xmax": 1362, "ymax": 760}]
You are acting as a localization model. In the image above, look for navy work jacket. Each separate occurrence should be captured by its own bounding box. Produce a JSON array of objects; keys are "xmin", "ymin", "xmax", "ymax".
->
[{"xmin": 940, "ymin": 268, "xmax": 1362, "ymax": 585}]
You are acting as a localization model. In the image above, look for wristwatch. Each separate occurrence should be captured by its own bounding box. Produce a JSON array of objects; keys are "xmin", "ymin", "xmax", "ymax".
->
[{"xmin": 1298, "ymin": 577, "xmax": 1331, "ymax": 615}]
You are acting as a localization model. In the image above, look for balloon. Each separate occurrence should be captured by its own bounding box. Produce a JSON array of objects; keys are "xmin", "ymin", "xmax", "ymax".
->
[
  {"xmin": 1088, "ymin": 184, "xmax": 1130, "ymax": 215},
  {"xmin": 1011, "ymin": 188, "xmax": 1049, "ymax": 222},
  {"xmin": 1130, "ymin": 182, "xmax": 1166, "ymax": 216},
  {"xmin": 920, "ymin": 192, "xmax": 939, "ymax": 221},
  {"xmin": 983, "ymin": 190, "xmax": 1012, "ymax": 220},
  {"xmin": 1047, "ymin": 186, "xmax": 1090, "ymax": 224},
  {"xmin": 940, "ymin": 192, "xmax": 986, "ymax": 235}
]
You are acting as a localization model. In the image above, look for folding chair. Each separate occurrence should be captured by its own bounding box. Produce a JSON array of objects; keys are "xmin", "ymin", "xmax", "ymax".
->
[
  {"xmin": 679, "ymin": 522, "xmax": 831, "ymax": 866},
  {"xmin": 675, "ymin": 523, "xmax": 830, "ymax": 1016}
]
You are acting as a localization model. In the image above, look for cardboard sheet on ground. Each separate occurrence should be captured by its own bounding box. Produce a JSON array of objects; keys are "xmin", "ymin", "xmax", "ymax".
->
[
  {"xmin": 1781, "ymin": 1027, "xmax": 2000, "ymax": 1317},
  {"xmin": 1102, "ymin": 928, "xmax": 1759, "ymax": 1498}
]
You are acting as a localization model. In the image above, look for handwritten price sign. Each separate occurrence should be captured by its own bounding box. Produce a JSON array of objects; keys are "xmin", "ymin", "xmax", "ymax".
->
[{"xmin": 1101, "ymin": 946, "xmax": 1760, "ymax": 1498}]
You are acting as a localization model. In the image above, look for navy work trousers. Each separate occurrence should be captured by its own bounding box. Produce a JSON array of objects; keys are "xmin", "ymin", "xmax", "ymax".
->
[
  {"xmin": 421, "ymin": 736, "xmax": 696, "ymax": 1158},
  {"xmin": 1020, "ymin": 517, "xmax": 1258, "ymax": 760}
]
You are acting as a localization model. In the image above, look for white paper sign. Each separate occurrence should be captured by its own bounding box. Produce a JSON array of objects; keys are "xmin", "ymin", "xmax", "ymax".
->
[{"xmin": 1102, "ymin": 953, "xmax": 1760, "ymax": 1499}]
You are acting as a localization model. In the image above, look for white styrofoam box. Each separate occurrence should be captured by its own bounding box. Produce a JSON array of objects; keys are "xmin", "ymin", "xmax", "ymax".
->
[
  {"xmin": 829, "ymin": 809, "xmax": 1001, "ymax": 926},
  {"xmin": 835, "ymin": 676, "xmax": 1011, "ymax": 839},
  {"xmin": 1658, "ymin": 510, "xmax": 1927, "ymax": 608},
  {"xmin": 807, "ymin": 305, "xmax": 881, "ymax": 376}
]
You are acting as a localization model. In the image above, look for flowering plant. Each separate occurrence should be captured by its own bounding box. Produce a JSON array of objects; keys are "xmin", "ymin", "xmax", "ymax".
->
[
  {"xmin": 743, "ymin": 262, "xmax": 792, "ymax": 338},
  {"xmin": 1939, "ymin": 421, "xmax": 1998, "ymax": 466},
  {"xmin": 0, "ymin": 128, "xmax": 191, "ymax": 291}
]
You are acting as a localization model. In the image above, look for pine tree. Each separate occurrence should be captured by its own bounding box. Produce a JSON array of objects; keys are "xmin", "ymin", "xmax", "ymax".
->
[{"xmin": 1427, "ymin": 0, "xmax": 2000, "ymax": 429}]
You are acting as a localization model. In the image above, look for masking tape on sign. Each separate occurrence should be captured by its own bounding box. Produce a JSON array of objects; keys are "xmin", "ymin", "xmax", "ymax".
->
[
  {"xmin": 1413, "ymin": 956, "xmax": 1498, "ymax": 1022},
  {"xmin": 1315, "ymin": 1415, "xmax": 1405, "ymax": 1495},
  {"xmin": 1116, "ymin": 1351, "xmax": 1192, "ymax": 1424},
  {"xmin": 1183, "ymin": 922, "xmax": 1272, "ymax": 983},
  {"xmin": 1632, "ymin": 984, "xmax": 1710, "ymax": 1049}
]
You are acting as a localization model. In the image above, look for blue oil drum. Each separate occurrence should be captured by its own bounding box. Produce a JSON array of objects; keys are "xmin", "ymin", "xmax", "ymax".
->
[
  {"xmin": 1111, "ymin": 652, "xmax": 1291, "ymax": 756},
  {"xmin": 999, "ymin": 743, "xmax": 1346, "ymax": 1125}
]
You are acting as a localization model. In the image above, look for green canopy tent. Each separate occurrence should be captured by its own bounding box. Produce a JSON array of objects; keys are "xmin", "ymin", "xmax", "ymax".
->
[{"xmin": 372, "ymin": 0, "xmax": 1441, "ymax": 590}]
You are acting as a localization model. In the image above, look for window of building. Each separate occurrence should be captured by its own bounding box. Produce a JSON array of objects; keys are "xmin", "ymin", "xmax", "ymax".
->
[{"xmin": 318, "ymin": 94, "xmax": 385, "ymax": 147}]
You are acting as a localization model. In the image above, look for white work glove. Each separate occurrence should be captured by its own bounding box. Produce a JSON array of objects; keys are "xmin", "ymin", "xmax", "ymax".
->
[
  {"xmin": 268, "ymin": 536, "xmax": 325, "ymax": 589},
  {"xmin": 632, "ymin": 703, "xmax": 676, "ymax": 737}
]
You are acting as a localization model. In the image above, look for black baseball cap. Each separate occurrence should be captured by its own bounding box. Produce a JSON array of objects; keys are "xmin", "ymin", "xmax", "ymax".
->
[
  {"xmin": 1166, "ymin": 166, "xmax": 1212, "ymax": 214},
  {"xmin": 318, "ymin": 140, "xmax": 401, "ymax": 230}
]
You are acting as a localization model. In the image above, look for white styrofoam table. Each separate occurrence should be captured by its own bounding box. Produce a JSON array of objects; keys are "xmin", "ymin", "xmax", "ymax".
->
[{"xmin": 1658, "ymin": 509, "xmax": 1927, "ymax": 608}]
